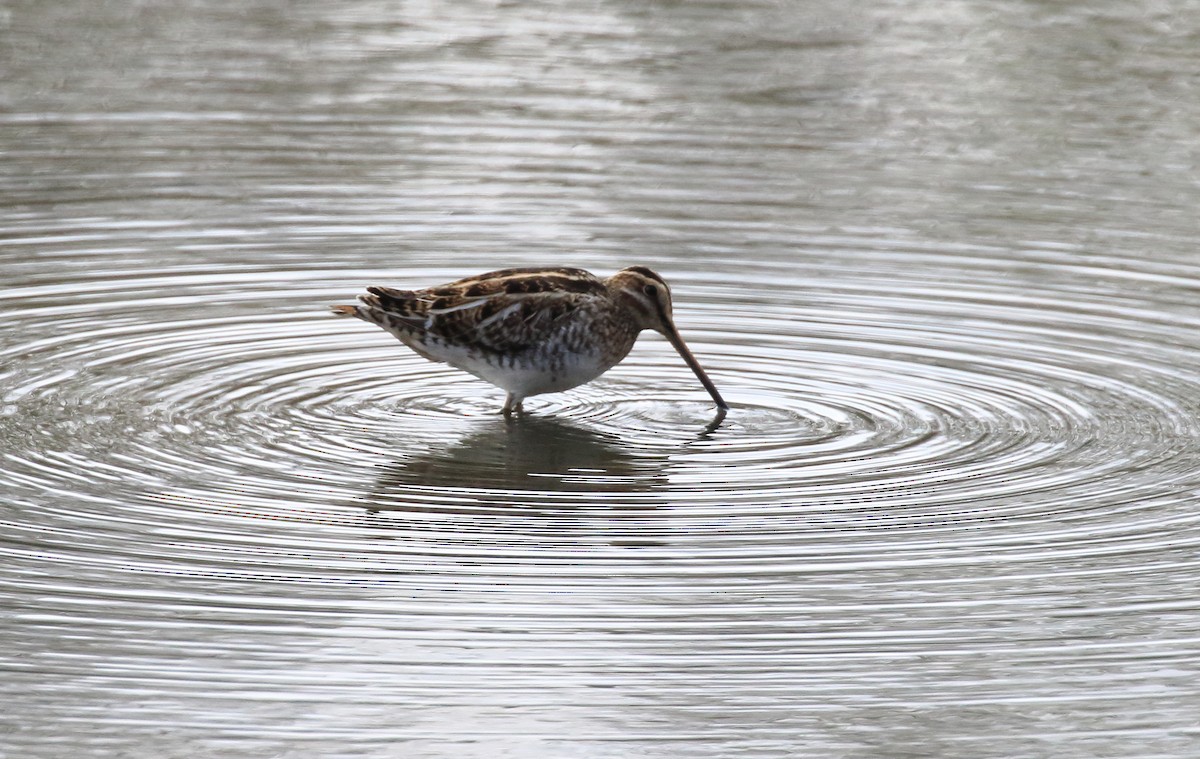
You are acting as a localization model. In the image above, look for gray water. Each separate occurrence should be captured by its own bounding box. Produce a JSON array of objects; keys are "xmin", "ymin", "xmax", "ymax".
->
[{"xmin": 3, "ymin": 1, "xmax": 1200, "ymax": 757}]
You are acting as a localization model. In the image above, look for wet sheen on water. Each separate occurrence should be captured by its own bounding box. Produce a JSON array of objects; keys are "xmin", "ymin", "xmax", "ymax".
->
[{"xmin": 3, "ymin": 1, "xmax": 1200, "ymax": 757}]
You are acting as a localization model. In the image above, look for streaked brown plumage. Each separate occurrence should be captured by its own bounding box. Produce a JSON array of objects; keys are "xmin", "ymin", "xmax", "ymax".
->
[{"xmin": 332, "ymin": 266, "xmax": 727, "ymax": 414}]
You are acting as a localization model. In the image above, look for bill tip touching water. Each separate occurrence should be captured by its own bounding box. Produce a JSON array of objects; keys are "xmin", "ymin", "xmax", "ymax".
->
[{"xmin": 332, "ymin": 266, "xmax": 728, "ymax": 415}]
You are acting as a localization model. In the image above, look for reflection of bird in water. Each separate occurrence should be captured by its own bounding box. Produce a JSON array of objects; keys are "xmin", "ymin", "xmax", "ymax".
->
[
  {"xmin": 332, "ymin": 266, "xmax": 728, "ymax": 415},
  {"xmin": 364, "ymin": 414, "xmax": 666, "ymax": 510},
  {"xmin": 350, "ymin": 412, "xmax": 728, "ymax": 548}
]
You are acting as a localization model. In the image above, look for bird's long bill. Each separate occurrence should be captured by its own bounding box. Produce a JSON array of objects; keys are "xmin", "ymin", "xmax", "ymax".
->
[{"xmin": 662, "ymin": 323, "xmax": 729, "ymax": 410}]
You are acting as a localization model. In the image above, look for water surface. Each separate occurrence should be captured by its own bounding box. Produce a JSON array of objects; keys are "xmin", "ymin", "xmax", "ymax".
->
[{"xmin": 3, "ymin": 1, "xmax": 1200, "ymax": 757}]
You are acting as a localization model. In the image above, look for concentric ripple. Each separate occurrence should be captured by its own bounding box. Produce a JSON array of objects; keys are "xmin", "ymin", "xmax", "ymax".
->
[{"xmin": 6, "ymin": 247, "xmax": 1200, "ymax": 545}]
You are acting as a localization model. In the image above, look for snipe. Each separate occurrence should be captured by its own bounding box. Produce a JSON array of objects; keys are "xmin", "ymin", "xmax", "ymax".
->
[{"xmin": 332, "ymin": 266, "xmax": 728, "ymax": 414}]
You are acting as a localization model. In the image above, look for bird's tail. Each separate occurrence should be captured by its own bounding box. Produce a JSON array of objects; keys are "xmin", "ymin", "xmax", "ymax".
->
[{"xmin": 330, "ymin": 292, "xmax": 425, "ymax": 333}]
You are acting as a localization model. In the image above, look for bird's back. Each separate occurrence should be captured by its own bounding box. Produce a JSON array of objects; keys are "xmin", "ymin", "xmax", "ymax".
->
[{"xmin": 335, "ymin": 267, "xmax": 639, "ymax": 369}]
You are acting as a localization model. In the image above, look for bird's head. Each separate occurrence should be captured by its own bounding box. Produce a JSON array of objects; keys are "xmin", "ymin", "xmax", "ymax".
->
[
  {"xmin": 608, "ymin": 265, "xmax": 675, "ymax": 335},
  {"xmin": 606, "ymin": 265, "xmax": 728, "ymax": 410}
]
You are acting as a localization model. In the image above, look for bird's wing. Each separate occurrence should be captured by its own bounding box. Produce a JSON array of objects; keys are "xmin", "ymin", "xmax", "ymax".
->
[
  {"xmin": 350, "ymin": 269, "xmax": 610, "ymax": 356},
  {"xmin": 424, "ymin": 289, "xmax": 599, "ymax": 354}
]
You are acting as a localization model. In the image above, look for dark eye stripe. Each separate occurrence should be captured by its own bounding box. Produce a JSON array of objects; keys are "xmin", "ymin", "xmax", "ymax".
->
[{"xmin": 622, "ymin": 287, "xmax": 657, "ymax": 319}]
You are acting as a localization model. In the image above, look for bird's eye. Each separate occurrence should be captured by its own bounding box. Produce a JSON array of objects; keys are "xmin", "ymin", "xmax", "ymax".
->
[{"xmin": 643, "ymin": 284, "xmax": 658, "ymax": 297}]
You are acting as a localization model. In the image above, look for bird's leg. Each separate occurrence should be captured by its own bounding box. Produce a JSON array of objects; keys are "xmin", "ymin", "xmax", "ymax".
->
[{"xmin": 502, "ymin": 393, "xmax": 524, "ymax": 416}]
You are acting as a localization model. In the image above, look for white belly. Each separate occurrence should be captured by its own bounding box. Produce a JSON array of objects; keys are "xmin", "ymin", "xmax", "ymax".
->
[{"xmin": 404, "ymin": 337, "xmax": 623, "ymax": 399}]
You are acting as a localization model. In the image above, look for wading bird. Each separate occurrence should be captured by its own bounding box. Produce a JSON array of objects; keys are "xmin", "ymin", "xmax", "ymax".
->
[{"xmin": 333, "ymin": 266, "xmax": 727, "ymax": 415}]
